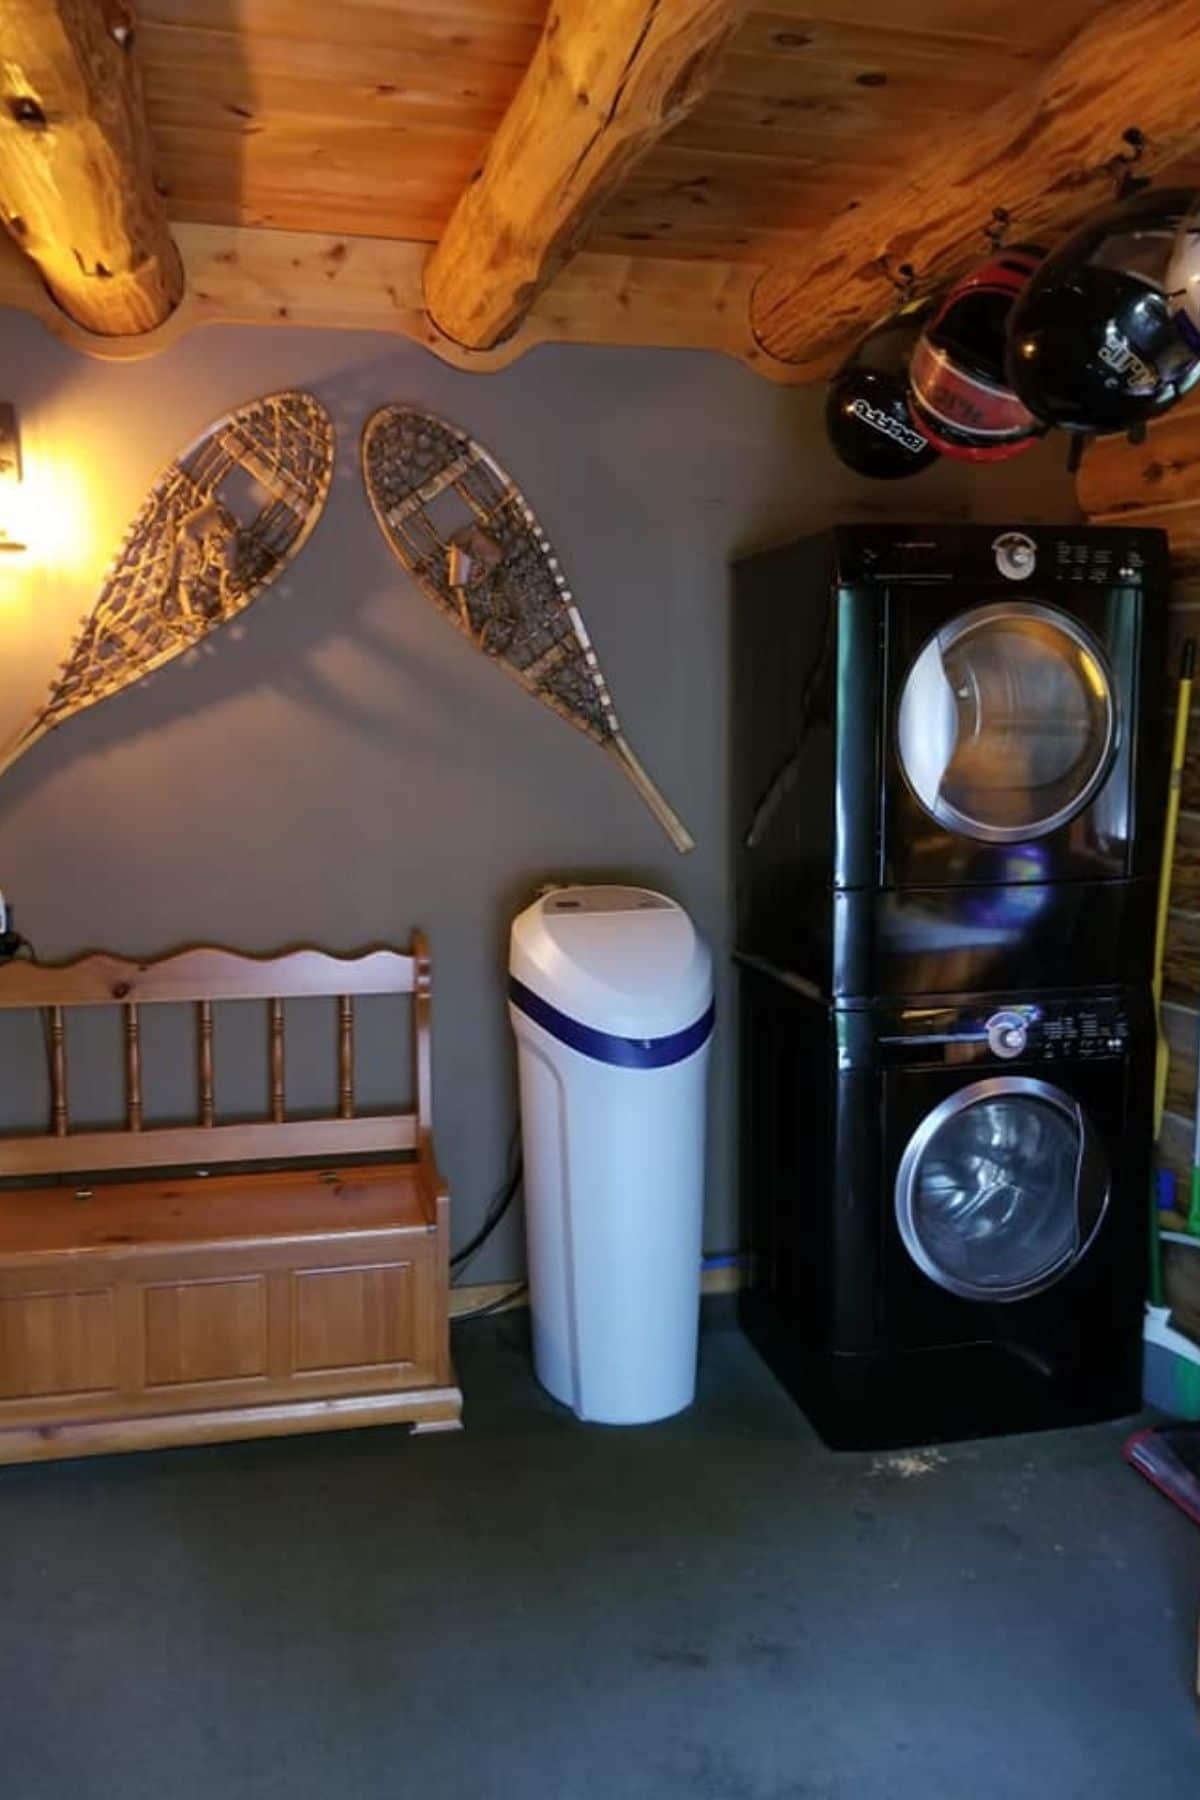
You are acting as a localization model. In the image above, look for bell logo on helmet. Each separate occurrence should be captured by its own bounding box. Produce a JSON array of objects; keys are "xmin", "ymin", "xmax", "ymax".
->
[
  {"xmin": 847, "ymin": 396, "xmax": 929, "ymax": 456},
  {"xmin": 825, "ymin": 303, "xmax": 942, "ymax": 479},
  {"xmin": 1098, "ymin": 326, "xmax": 1156, "ymax": 394}
]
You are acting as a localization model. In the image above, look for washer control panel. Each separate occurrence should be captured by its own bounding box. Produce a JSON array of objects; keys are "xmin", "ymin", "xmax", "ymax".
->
[
  {"xmin": 878, "ymin": 997, "xmax": 1131, "ymax": 1066},
  {"xmin": 1031, "ymin": 999, "xmax": 1130, "ymax": 1060}
]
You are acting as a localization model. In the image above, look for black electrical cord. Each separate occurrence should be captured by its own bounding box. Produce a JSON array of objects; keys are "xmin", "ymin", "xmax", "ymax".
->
[
  {"xmin": 0, "ymin": 924, "xmax": 33, "ymax": 964},
  {"xmin": 450, "ymin": 1125, "xmax": 523, "ymax": 1277}
]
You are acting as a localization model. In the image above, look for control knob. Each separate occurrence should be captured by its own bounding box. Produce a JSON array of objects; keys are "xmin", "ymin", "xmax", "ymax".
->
[
  {"xmin": 986, "ymin": 1010, "xmax": 1028, "ymax": 1059},
  {"xmin": 993, "ymin": 532, "xmax": 1037, "ymax": 580}
]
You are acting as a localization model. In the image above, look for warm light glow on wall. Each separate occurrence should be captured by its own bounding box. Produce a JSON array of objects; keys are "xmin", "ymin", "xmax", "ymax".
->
[
  {"xmin": 0, "ymin": 399, "xmax": 128, "ymax": 750},
  {"xmin": 0, "ymin": 403, "xmax": 23, "ymax": 556},
  {"xmin": 2, "ymin": 473, "xmax": 29, "ymax": 562},
  {"xmin": 15, "ymin": 451, "xmax": 104, "ymax": 586},
  {"xmin": 0, "ymin": 426, "xmax": 109, "ymax": 607}
]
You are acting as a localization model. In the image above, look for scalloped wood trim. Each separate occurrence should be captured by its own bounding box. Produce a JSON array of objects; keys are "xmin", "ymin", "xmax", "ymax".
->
[
  {"xmin": 0, "ymin": 220, "xmax": 793, "ymax": 379},
  {"xmin": 0, "ymin": 943, "xmax": 418, "ymax": 1005}
]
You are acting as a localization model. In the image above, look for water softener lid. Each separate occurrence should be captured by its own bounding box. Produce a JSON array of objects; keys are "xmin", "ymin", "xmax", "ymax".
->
[{"xmin": 509, "ymin": 885, "xmax": 713, "ymax": 1039}]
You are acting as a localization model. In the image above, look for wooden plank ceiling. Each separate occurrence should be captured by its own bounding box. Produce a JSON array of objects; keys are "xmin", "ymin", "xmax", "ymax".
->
[
  {"xmin": 138, "ymin": 0, "xmax": 1116, "ymax": 264},
  {"xmin": 7, "ymin": 0, "xmax": 1200, "ymax": 372}
]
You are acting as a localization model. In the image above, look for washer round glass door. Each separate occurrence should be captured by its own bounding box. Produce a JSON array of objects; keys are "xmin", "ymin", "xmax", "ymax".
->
[
  {"xmin": 894, "ymin": 1077, "xmax": 1109, "ymax": 1301},
  {"xmin": 896, "ymin": 602, "xmax": 1117, "ymax": 843}
]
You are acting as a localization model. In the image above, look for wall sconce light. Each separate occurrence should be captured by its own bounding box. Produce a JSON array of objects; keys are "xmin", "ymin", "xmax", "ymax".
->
[{"xmin": 0, "ymin": 404, "xmax": 25, "ymax": 553}]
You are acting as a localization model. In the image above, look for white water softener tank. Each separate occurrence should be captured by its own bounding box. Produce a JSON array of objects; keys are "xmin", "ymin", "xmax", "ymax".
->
[{"xmin": 509, "ymin": 886, "xmax": 714, "ymax": 1424}]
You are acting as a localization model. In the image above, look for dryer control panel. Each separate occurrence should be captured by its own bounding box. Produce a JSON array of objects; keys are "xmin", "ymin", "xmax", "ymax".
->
[
  {"xmin": 1050, "ymin": 537, "xmax": 1147, "ymax": 587},
  {"xmin": 828, "ymin": 523, "xmax": 1166, "ymax": 589}
]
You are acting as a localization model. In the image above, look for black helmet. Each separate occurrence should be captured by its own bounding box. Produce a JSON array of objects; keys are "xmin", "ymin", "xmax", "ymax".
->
[
  {"xmin": 825, "ymin": 302, "xmax": 940, "ymax": 479},
  {"xmin": 908, "ymin": 246, "xmax": 1045, "ymax": 462},
  {"xmin": 1006, "ymin": 187, "xmax": 1200, "ymax": 435}
]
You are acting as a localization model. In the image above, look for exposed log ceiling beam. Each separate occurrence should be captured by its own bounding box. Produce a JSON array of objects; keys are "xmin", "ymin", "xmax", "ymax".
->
[
  {"xmin": 0, "ymin": 0, "xmax": 182, "ymax": 335},
  {"xmin": 750, "ymin": 0, "xmax": 1200, "ymax": 377},
  {"xmin": 423, "ymin": 0, "xmax": 748, "ymax": 352}
]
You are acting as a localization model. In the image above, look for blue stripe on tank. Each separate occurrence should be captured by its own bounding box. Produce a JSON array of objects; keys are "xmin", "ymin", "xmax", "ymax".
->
[{"xmin": 508, "ymin": 977, "xmax": 714, "ymax": 1069}]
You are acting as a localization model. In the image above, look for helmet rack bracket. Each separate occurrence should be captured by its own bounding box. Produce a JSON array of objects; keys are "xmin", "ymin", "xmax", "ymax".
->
[
  {"xmin": 984, "ymin": 208, "xmax": 1011, "ymax": 251},
  {"xmin": 878, "ymin": 256, "xmax": 917, "ymax": 300},
  {"xmin": 1107, "ymin": 127, "xmax": 1150, "ymax": 202}
]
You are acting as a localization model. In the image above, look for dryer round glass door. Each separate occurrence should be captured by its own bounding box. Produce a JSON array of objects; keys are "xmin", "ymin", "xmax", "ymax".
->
[
  {"xmin": 896, "ymin": 603, "xmax": 1117, "ymax": 843},
  {"xmin": 894, "ymin": 1076, "xmax": 1110, "ymax": 1301}
]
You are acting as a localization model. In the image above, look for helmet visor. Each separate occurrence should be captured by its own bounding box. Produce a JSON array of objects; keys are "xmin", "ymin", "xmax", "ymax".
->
[{"xmin": 910, "ymin": 338, "xmax": 1038, "ymax": 442}]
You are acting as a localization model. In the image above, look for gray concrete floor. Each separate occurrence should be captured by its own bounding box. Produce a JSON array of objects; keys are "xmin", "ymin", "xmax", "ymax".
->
[{"xmin": 1, "ymin": 1316, "xmax": 1198, "ymax": 1800}]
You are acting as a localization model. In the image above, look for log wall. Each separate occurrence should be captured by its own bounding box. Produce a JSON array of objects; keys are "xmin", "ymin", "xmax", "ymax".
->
[{"xmin": 1079, "ymin": 413, "xmax": 1200, "ymax": 1203}]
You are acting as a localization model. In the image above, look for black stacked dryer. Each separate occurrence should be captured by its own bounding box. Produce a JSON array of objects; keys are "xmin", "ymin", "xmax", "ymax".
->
[{"xmin": 732, "ymin": 524, "xmax": 1168, "ymax": 1448}]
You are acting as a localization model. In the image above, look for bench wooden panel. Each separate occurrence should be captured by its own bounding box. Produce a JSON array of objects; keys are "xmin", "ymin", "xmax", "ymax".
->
[
  {"xmin": 0, "ymin": 1116, "xmax": 419, "ymax": 1181},
  {"xmin": 0, "ymin": 940, "xmax": 461, "ymax": 1461}
]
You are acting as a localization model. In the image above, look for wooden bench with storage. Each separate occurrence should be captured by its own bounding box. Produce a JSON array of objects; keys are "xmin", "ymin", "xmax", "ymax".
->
[{"xmin": 0, "ymin": 938, "xmax": 461, "ymax": 1462}]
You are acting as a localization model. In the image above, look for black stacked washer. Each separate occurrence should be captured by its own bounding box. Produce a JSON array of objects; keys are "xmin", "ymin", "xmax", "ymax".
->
[{"xmin": 732, "ymin": 524, "xmax": 1168, "ymax": 1448}]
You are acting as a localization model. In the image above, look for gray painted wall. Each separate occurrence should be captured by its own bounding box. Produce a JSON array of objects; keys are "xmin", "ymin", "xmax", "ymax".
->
[{"xmin": 0, "ymin": 308, "xmax": 1076, "ymax": 1278}]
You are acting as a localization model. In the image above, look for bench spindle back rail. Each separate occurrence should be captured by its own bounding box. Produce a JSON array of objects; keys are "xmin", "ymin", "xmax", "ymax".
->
[
  {"xmin": 199, "ymin": 1000, "xmax": 215, "ymax": 1126},
  {"xmin": 125, "ymin": 1003, "xmax": 143, "ymax": 1132},
  {"xmin": 0, "ymin": 941, "xmax": 430, "ymax": 1182}
]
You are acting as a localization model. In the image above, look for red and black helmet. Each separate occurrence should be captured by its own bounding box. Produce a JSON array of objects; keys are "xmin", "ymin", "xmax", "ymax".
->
[{"xmin": 909, "ymin": 247, "xmax": 1046, "ymax": 462}]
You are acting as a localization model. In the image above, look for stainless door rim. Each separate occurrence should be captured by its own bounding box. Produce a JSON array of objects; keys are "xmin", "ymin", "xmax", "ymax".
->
[
  {"xmin": 894, "ymin": 1074, "xmax": 1110, "ymax": 1303},
  {"xmin": 896, "ymin": 601, "xmax": 1119, "ymax": 845}
]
